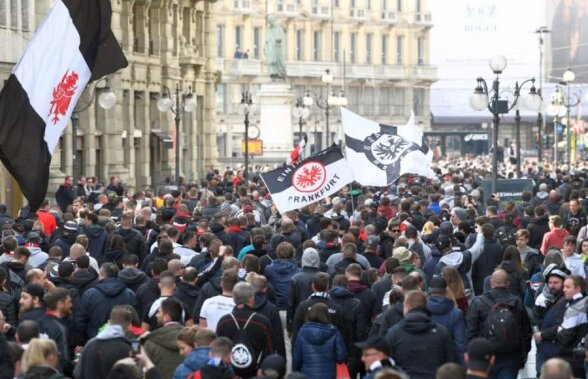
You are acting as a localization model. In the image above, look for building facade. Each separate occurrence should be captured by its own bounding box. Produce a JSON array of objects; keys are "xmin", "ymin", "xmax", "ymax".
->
[
  {"xmin": 214, "ymin": 0, "xmax": 437, "ymax": 165},
  {"xmin": 0, "ymin": 0, "xmax": 219, "ymax": 214}
]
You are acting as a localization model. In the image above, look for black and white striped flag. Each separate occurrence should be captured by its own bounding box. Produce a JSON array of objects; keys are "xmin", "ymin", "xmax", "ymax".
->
[{"xmin": 0, "ymin": 0, "xmax": 127, "ymax": 211}]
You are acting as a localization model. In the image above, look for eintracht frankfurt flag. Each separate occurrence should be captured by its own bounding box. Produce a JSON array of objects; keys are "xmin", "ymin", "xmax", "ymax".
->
[
  {"xmin": 341, "ymin": 108, "xmax": 434, "ymax": 186},
  {"xmin": 0, "ymin": 0, "xmax": 128, "ymax": 211},
  {"xmin": 261, "ymin": 146, "xmax": 353, "ymax": 214}
]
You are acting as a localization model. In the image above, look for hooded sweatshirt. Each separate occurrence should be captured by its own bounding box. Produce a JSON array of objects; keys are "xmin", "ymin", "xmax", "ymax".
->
[
  {"xmin": 73, "ymin": 325, "xmax": 132, "ymax": 379},
  {"xmin": 540, "ymin": 228, "xmax": 569, "ymax": 255},
  {"xmin": 26, "ymin": 245, "xmax": 48, "ymax": 268},
  {"xmin": 143, "ymin": 323, "xmax": 184, "ymax": 379}
]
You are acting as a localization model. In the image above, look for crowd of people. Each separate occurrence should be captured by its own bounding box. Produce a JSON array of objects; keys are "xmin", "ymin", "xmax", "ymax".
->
[{"xmin": 1, "ymin": 157, "xmax": 588, "ymax": 379}]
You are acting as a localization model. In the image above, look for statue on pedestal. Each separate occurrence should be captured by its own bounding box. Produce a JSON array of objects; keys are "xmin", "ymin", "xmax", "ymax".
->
[{"xmin": 264, "ymin": 15, "xmax": 286, "ymax": 80}]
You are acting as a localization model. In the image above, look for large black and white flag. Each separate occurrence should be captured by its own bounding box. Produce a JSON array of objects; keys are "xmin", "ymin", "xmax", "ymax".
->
[
  {"xmin": 0, "ymin": 0, "xmax": 128, "ymax": 211},
  {"xmin": 260, "ymin": 146, "xmax": 353, "ymax": 214},
  {"xmin": 341, "ymin": 108, "xmax": 434, "ymax": 186}
]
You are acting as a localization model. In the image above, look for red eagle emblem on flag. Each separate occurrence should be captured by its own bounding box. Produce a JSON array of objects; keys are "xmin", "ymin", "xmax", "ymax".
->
[
  {"xmin": 48, "ymin": 70, "xmax": 79, "ymax": 124},
  {"xmin": 292, "ymin": 161, "xmax": 326, "ymax": 192}
]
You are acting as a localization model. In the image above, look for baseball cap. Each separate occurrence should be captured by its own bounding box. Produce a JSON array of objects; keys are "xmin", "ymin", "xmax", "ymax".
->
[
  {"xmin": 355, "ymin": 336, "xmax": 390, "ymax": 356},
  {"xmin": 366, "ymin": 235, "xmax": 379, "ymax": 249},
  {"xmin": 429, "ymin": 276, "xmax": 447, "ymax": 293},
  {"xmin": 259, "ymin": 354, "xmax": 286, "ymax": 379},
  {"xmin": 467, "ymin": 337, "xmax": 493, "ymax": 371}
]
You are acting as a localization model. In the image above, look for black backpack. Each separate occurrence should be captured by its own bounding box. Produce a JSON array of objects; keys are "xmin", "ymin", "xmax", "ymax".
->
[
  {"xmin": 229, "ymin": 312, "xmax": 262, "ymax": 375},
  {"xmin": 480, "ymin": 296, "xmax": 520, "ymax": 353}
]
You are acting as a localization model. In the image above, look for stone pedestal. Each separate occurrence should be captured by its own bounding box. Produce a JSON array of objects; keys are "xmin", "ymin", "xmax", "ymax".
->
[{"xmin": 258, "ymin": 82, "xmax": 294, "ymax": 159}]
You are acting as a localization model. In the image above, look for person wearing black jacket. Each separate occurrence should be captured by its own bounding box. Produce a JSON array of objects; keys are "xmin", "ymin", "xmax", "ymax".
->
[
  {"xmin": 532, "ymin": 265, "xmax": 567, "ymax": 376},
  {"xmin": 83, "ymin": 212, "xmax": 108, "ymax": 262},
  {"xmin": 385, "ymin": 290, "xmax": 455, "ymax": 379},
  {"xmin": 466, "ymin": 269, "xmax": 532, "ymax": 379},
  {"xmin": 471, "ymin": 224, "xmax": 504, "ymax": 296},
  {"xmin": 73, "ymin": 306, "xmax": 133, "ymax": 379},
  {"xmin": 55, "ymin": 176, "xmax": 75, "ymax": 213},
  {"xmin": 527, "ymin": 207, "xmax": 551, "ymax": 250},
  {"xmin": 287, "ymin": 248, "xmax": 321, "ymax": 332},
  {"xmin": 135, "ymin": 260, "xmax": 167, "ymax": 319},
  {"xmin": 249, "ymin": 274, "xmax": 286, "ymax": 359},
  {"xmin": 306, "ymin": 207, "xmax": 324, "ymax": 240},
  {"xmin": 114, "ymin": 213, "xmax": 147, "ymax": 264},
  {"xmin": 174, "ymin": 267, "xmax": 199, "ymax": 313},
  {"xmin": 329, "ymin": 274, "xmax": 367, "ymax": 379},
  {"xmin": 37, "ymin": 287, "xmax": 73, "ymax": 376},
  {"xmin": 0, "ymin": 268, "xmax": 16, "ymax": 327},
  {"xmin": 118, "ymin": 254, "xmax": 149, "ymax": 293},
  {"xmin": 291, "ymin": 272, "xmax": 343, "ymax": 344}
]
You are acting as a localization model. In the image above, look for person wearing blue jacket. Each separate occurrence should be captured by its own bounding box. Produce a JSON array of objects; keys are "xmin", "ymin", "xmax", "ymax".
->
[
  {"xmin": 74, "ymin": 263, "xmax": 137, "ymax": 344},
  {"xmin": 292, "ymin": 302, "xmax": 347, "ymax": 379},
  {"xmin": 173, "ymin": 328, "xmax": 216, "ymax": 379},
  {"xmin": 264, "ymin": 241, "xmax": 301, "ymax": 310},
  {"xmin": 426, "ymin": 276, "xmax": 466, "ymax": 365}
]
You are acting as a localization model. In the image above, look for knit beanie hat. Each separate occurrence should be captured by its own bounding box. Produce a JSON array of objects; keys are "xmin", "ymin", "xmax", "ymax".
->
[{"xmin": 301, "ymin": 248, "xmax": 320, "ymax": 269}]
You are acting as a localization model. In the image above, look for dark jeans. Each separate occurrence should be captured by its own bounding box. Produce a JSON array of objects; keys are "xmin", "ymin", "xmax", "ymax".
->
[{"xmin": 490, "ymin": 356, "xmax": 519, "ymax": 379}]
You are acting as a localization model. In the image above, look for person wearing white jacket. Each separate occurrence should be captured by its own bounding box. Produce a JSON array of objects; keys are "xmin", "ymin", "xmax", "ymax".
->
[{"xmin": 562, "ymin": 236, "xmax": 586, "ymax": 278}]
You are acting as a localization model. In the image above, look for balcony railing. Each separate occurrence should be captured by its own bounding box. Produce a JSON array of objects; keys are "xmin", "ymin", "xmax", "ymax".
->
[
  {"xmin": 277, "ymin": 2, "xmax": 298, "ymax": 17},
  {"xmin": 412, "ymin": 11, "xmax": 433, "ymax": 26},
  {"xmin": 409, "ymin": 65, "xmax": 438, "ymax": 81},
  {"xmin": 233, "ymin": 0, "xmax": 253, "ymax": 14},
  {"xmin": 381, "ymin": 11, "xmax": 397, "ymax": 24},
  {"xmin": 312, "ymin": 5, "xmax": 331, "ymax": 19},
  {"xmin": 349, "ymin": 8, "xmax": 367, "ymax": 21}
]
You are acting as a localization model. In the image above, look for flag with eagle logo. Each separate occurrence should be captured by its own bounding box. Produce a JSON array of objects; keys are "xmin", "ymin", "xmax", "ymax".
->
[
  {"xmin": 0, "ymin": 0, "xmax": 128, "ymax": 212},
  {"xmin": 341, "ymin": 108, "xmax": 434, "ymax": 186},
  {"xmin": 260, "ymin": 146, "xmax": 353, "ymax": 214}
]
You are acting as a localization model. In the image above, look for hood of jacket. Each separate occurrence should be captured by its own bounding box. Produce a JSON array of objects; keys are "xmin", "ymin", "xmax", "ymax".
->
[
  {"xmin": 59, "ymin": 232, "xmax": 78, "ymax": 245},
  {"xmin": 401, "ymin": 309, "xmax": 436, "ymax": 334},
  {"xmin": 270, "ymin": 259, "xmax": 300, "ymax": 275},
  {"xmin": 147, "ymin": 323, "xmax": 183, "ymax": 350},
  {"xmin": 209, "ymin": 222, "xmax": 225, "ymax": 234},
  {"xmin": 27, "ymin": 246, "xmax": 44, "ymax": 256},
  {"xmin": 550, "ymin": 228, "xmax": 570, "ymax": 239},
  {"xmin": 536, "ymin": 191, "xmax": 549, "ymax": 200},
  {"xmin": 84, "ymin": 224, "xmax": 106, "ymax": 238},
  {"xmin": 427, "ymin": 296, "xmax": 455, "ymax": 316},
  {"xmin": 177, "ymin": 280, "xmax": 199, "ymax": 298},
  {"xmin": 253, "ymin": 292, "xmax": 269, "ymax": 310},
  {"xmin": 118, "ymin": 268, "xmax": 148, "ymax": 285},
  {"xmin": 439, "ymin": 251, "xmax": 464, "ymax": 268},
  {"xmin": 105, "ymin": 248, "xmax": 126, "ymax": 260},
  {"xmin": 72, "ymin": 268, "xmax": 98, "ymax": 287},
  {"xmin": 183, "ymin": 347, "xmax": 212, "ymax": 371},
  {"xmin": 329, "ymin": 286, "xmax": 354, "ymax": 299},
  {"xmin": 200, "ymin": 362, "xmax": 235, "ymax": 379},
  {"xmin": 95, "ymin": 278, "xmax": 128, "ymax": 298},
  {"xmin": 115, "ymin": 227, "xmax": 141, "ymax": 239},
  {"xmin": 346, "ymin": 280, "xmax": 368, "ymax": 293},
  {"xmin": 530, "ymin": 215, "xmax": 549, "ymax": 226},
  {"xmin": 96, "ymin": 324, "xmax": 126, "ymax": 340},
  {"xmin": 299, "ymin": 322, "xmax": 339, "ymax": 345}
]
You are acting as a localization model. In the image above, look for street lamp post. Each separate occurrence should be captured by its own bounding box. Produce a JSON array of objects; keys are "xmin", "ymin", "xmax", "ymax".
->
[
  {"xmin": 470, "ymin": 56, "xmax": 541, "ymax": 194},
  {"xmin": 293, "ymin": 97, "xmax": 311, "ymax": 142},
  {"xmin": 157, "ymin": 83, "xmax": 197, "ymax": 185},
  {"xmin": 304, "ymin": 69, "xmax": 347, "ymax": 148},
  {"xmin": 240, "ymin": 91, "xmax": 254, "ymax": 179},
  {"xmin": 71, "ymin": 77, "xmax": 117, "ymax": 183},
  {"xmin": 562, "ymin": 69, "xmax": 581, "ymax": 163}
]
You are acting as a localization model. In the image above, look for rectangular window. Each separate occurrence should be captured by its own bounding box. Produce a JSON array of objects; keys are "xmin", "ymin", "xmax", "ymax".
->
[
  {"xmin": 216, "ymin": 25, "xmax": 225, "ymax": 57},
  {"xmin": 414, "ymin": 88, "xmax": 425, "ymax": 116},
  {"xmin": 367, "ymin": 0, "xmax": 371, "ymax": 9},
  {"xmin": 216, "ymin": 83, "xmax": 227, "ymax": 113},
  {"xmin": 382, "ymin": 0, "xmax": 387, "ymax": 10},
  {"xmin": 0, "ymin": 0, "xmax": 6, "ymax": 27},
  {"xmin": 366, "ymin": 33, "xmax": 373, "ymax": 64},
  {"xmin": 417, "ymin": 36, "xmax": 424, "ymax": 64},
  {"xmin": 296, "ymin": 29, "xmax": 304, "ymax": 61},
  {"xmin": 253, "ymin": 27, "xmax": 260, "ymax": 59},
  {"xmin": 313, "ymin": 30, "xmax": 321, "ymax": 61},
  {"xmin": 397, "ymin": 0, "xmax": 402, "ymax": 12},
  {"xmin": 416, "ymin": 0, "xmax": 421, "ymax": 12},
  {"xmin": 350, "ymin": 32, "xmax": 357, "ymax": 63},
  {"xmin": 396, "ymin": 35, "xmax": 403, "ymax": 64},
  {"xmin": 20, "ymin": 0, "xmax": 27, "ymax": 30},
  {"xmin": 393, "ymin": 87, "xmax": 406, "ymax": 114},
  {"xmin": 381, "ymin": 35, "xmax": 388, "ymax": 64},
  {"xmin": 235, "ymin": 26, "xmax": 242, "ymax": 50},
  {"xmin": 10, "ymin": 0, "xmax": 17, "ymax": 29},
  {"xmin": 334, "ymin": 32, "xmax": 340, "ymax": 62}
]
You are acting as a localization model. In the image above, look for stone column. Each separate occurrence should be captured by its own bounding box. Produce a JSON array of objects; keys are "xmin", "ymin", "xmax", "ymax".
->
[{"xmin": 257, "ymin": 81, "xmax": 295, "ymax": 159}]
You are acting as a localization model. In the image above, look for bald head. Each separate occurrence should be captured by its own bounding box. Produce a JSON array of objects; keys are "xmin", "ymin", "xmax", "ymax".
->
[
  {"xmin": 69, "ymin": 243, "xmax": 85, "ymax": 259},
  {"xmin": 168, "ymin": 259, "xmax": 184, "ymax": 276},
  {"xmin": 490, "ymin": 269, "xmax": 509, "ymax": 289},
  {"xmin": 540, "ymin": 358, "xmax": 573, "ymax": 379}
]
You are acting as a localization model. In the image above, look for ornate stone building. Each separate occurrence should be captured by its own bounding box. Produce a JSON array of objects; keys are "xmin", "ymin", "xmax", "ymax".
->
[
  {"xmin": 0, "ymin": 0, "xmax": 218, "ymax": 213},
  {"xmin": 213, "ymin": 0, "xmax": 437, "ymax": 164}
]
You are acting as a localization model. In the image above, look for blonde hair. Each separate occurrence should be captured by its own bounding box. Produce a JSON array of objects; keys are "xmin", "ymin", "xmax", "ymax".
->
[
  {"xmin": 421, "ymin": 221, "xmax": 435, "ymax": 235},
  {"xmin": 21, "ymin": 338, "xmax": 58, "ymax": 373},
  {"xmin": 442, "ymin": 266, "xmax": 466, "ymax": 300}
]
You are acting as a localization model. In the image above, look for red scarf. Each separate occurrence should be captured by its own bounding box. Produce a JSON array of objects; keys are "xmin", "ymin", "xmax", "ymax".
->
[{"xmin": 228, "ymin": 226, "xmax": 241, "ymax": 233}]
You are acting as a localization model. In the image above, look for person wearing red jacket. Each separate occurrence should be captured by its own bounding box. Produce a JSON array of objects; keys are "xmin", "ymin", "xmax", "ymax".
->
[{"xmin": 541, "ymin": 215, "xmax": 570, "ymax": 255}]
